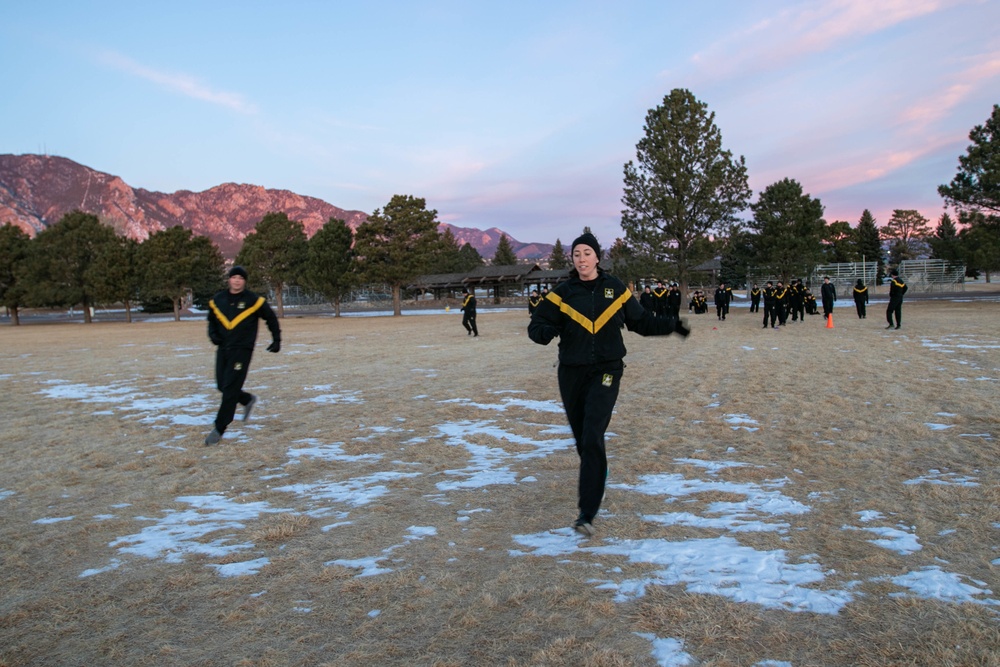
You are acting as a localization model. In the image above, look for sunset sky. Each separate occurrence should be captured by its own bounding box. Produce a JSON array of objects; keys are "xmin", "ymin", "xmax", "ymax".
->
[{"xmin": 2, "ymin": 1, "xmax": 998, "ymax": 248}]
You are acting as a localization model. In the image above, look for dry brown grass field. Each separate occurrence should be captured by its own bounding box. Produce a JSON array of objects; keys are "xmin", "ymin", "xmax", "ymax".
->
[{"xmin": 1, "ymin": 298, "xmax": 998, "ymax": 666}]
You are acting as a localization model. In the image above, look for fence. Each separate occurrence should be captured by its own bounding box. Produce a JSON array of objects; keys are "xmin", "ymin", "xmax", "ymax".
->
[{"xmin": 897, "ymin": 259, "xmax": 966, "ymax": 292}]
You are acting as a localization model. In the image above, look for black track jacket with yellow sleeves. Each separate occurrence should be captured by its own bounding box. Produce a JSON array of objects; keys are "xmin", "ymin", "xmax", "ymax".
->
[
  {"xmin": 528, "ymin": 271, "xmax": 687, "ymax": 366},
  {"xmin": 207, "ymin": 289, "xmax": 281, "ymax": 350}
]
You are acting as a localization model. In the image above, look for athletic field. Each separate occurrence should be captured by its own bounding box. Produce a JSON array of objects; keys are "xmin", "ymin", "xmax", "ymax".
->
[{"xmin": 1, "ymin": 298, "xmax": 998, "ymax": 666}]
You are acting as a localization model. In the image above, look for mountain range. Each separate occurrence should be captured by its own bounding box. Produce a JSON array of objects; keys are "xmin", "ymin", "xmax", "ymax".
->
[{"xmin": 0, "ymin": 154, "xmax": 552, "ymax": 260}]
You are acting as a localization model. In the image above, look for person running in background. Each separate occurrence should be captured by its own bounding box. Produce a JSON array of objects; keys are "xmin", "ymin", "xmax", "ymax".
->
[
  {"xmin": 886, "ymin": 269, "xmax": 908, "ymax": 329},
  {"xmin": 205, "ymin": 266, "xmax": 281, "ymax": 446},
  {"xmin": 461, "ymin": 288, "xmax": 479, "ymax": 336},
  {"xmin": 853, "ymin": 279, "xmax": 869, "ymax": 319},
  {"xmin": 749, "ymin": 283, "xmax": 761, "ymax": 313},
  {"xmin": 528, "ymin": 232, "xmax": 690, "ymax": 537},
  {"xmin": 820, "ymin": 276, "xmax": 837, "ymax": 319}
]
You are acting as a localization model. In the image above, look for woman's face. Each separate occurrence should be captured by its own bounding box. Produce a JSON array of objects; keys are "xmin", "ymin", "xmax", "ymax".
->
[{"xmin": 572, "ymin": 245, "xmax": 598, "ymax": 280}]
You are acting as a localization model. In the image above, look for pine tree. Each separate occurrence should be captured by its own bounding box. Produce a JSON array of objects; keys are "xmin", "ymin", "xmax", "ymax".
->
[
  {"xmin": 748, "ymin": 178, "xmax": 825, "ymax": 282},
  {"xmin": 139, "ymin": 226, "xmax": 225, "ymax": 321},
  {"xmin": 928, "ymin": 212, "xmax": 963, "ymax": 266},
  {"xmin": 352, "ymin": 194, "xmax": 441, "ymax": 316},
  {"xmin": 23, "ymin": 210, "xmax": 119, "ymax": 323},
  {"xmin": 0, "ymin": 223, "xmax": 31, "ymax": 325},
  {"xmin": 621, "ymin": 88, "xmax": 751, "ymax": 293},
  {"xmin": 854, "ymin": 209, "xmax": 884, "ymax": 282},
  {"xmin": 939, "ymin": 104, "xmax": 1000, "ymax": 216},
  {"xmin": 236, "ymin": 212, "xmax": 309, "ymax": 317},
  {"xmin": 493, "ymin": 233, "xmax": 518, "ymax": 266},
  {"xmin": 456, "ymin": 242, "xmax": 484, "ymax": 271},
  {"xmin": 548, "ymin": 238, "xmax": 568, "ymax": 270},
  {"xmin": 87, "ymin": 235, "xmax": 140, "ymax": 322},
  {"xmin": 301, "ymin": 217, "xmax": 356, "ymax": 316}
]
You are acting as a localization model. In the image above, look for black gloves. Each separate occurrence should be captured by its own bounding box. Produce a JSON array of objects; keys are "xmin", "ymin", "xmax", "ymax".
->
[
  {"xmin": 267, "ymin": 341, "xmax": 281, "ymax": 353},
  {"xmin": 210, "ymin": 335, "xmax": 222, "ymax": 346}
]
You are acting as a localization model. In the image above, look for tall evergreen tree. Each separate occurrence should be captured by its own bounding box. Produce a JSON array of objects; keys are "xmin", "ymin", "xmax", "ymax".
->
[
  {"xmin": 427, "ymin": 227, "xmax": 465, "ymax": 274},
  {"xmin": 236, "ymin": 212, "xmax": 308, "ymax": 318},
  {"xmin": 456, "ymin": 242, "xmax": 484, "ymax": 271},
  {"xmin": 139, "ymin": 226, "xmax": 225, "ymax": 321},
  {"xmin": 928, "ymin": 212, "xmax": 963, "ymax": 267},
  {"xmin": 352, "ymin": 194, "xmax": 441, "ymax": 316},
  {"xmin": 938, "ymin": 104, "xmax": 1000, "ymax": 216},
  {"xmin": 0, "ymin": 223, "xmax": 31, "ymax": 325},
  {"xmin": 23, "ymin": 210, "xmax": 118, "ymax": 323},
  {"xmin": 621, "ymin": 88, "xmax": 751, "ymax": 294},
  {"xmin": 548, "ymin": 238, "xmax": 568, "ymax": 270},
  {"xmin": 854, "ymin": 209, "xmax": 884, "ymax": 282},
  {"xmin": 493, "ymin": 233, "xmax": 518, "ymax": 265},
  {"xmin": 301, "ymin": 217, "xmax": 356, "ymax": 316},
  {"xmin": 87, "ymin": 235, "xmax": 141, "ymax": 322},
  {"xmin": 958, "ymin": 211, "xmax": 1000, "ymax": 281},
  {"xmin": 748, "ymin": 178, "xmax": 825, "ymax": 283}
]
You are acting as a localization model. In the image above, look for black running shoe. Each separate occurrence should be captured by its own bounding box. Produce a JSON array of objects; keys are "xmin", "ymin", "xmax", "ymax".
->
[
  {"xmin": 572, "ymin": 514, "xmax": 595, "ymax": 537},
  {"xmin": 242, "ymin": 394, "xmax": 257, "ymax": 422}
]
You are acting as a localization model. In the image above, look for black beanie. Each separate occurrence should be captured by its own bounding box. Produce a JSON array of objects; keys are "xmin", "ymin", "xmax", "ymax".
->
[
  {"xmin": 571, "ymin": 232, "xmax": 601, "ymax": 260},
  {"xmin": 228, "ymin": 266, "xmax": 248, "ymax": 279}
]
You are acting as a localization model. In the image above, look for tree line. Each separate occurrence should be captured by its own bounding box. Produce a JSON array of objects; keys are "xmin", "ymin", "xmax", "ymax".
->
[
  {"xmin": 597, "ymin": 90, "xmax": 1000, "ymax": 291},
  {"xmin": 0, "ymin": 195, "xmax": 496, "ymax": 324}
]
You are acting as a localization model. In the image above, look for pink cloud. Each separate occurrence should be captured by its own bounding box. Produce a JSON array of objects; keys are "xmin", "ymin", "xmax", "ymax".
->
[
  {"xmin": 97, "ymin": 50, "xmax": 256, "ymax": 114},
  {"xmin": 684, "ymin": 0, "xmax": 962, "ymax": 84}
]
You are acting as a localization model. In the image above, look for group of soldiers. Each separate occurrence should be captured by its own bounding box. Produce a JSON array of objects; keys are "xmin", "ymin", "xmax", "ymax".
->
[
  {"xmin": 631, "ymin": 274, "xmax": 906, "ymax": 330},
  {"xmin": 638, "ymin": 281, "xmax": 685, "ymax": 318}
]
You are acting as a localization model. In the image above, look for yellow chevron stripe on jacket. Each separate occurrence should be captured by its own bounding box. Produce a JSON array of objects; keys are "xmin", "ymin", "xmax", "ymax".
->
[
  {"xmin": 209, "ymin": 296, "xmax": 266, "ymax": 330},
  {"xmin": 545, "ymin": 289, "xmax": 632, "ymax": 334}
]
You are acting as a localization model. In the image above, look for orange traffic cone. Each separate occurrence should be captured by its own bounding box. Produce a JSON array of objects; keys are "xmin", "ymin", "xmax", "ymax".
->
[{"xmin": 826, "ymin": 313, "xmax": 834, "ymax": 328}]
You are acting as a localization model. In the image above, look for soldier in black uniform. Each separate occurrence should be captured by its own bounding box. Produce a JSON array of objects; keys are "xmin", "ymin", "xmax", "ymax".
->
[
  {"xmin": 852, "ymin": 279, "xmax": 869, "ymax": 319},
  {"xmin": 762, "ymin": 281, "xmax": 776, "ymax": 328},
  {"xmin": 790, "ymin": 279, "xmax": 806, "ymax": 322},
  {"xmin": 528, "ymin": 233, "xmax": 689, "ymax": 537},
  {"xmin": 714, "ymin": 282, "xmax": 731, "ymax": 320},
  {"xmin": 820, "ymin": 276, "xmax": 837, "ymax": 319},
  {"xmin": 205, "ymin": 266, "xmax": 281, "ymax": 446},
  {"xmin": 749, "ymin": 284, "xmax": 761, "ymax": 313},
  {"xmin": 774, "ymin": 281, "xmax": 788, "ymax": 326},
  {"xmin": 804, "ymin": 289, "xmax": 819, "ymax": 315},
  {"xmin": 886, "ymin": 270, "xmax": 908, "ymax": 329},
  {"xmin": 689, "ymin": 290, "xmax": 707, "ymax": 314},
  {"xmin": 666, "ymin": 282, "xmax": 682, "ymax": 319},
  {"xmin": 652, "ymin": 281, "xmax": 669, "ymax": 318},
  {"xmin": 639, "ymin": 285, "xmax": 656, "ymax": 314},
  {"xmin": 528, "ymin": 289, "xmax": 542, "ymax": 316},
  {"xmin": 461, "ymin": 288, "xmax": 479, "ymax": 336}
]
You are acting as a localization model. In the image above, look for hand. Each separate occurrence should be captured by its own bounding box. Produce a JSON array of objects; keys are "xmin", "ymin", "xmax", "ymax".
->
[
  {"xmin": 267, "ymin": 341, "xmax": 281, "ymax": 353},
  {"xmin": 674, "ymin": 318, "xmax": 691, "ymax": 338}
]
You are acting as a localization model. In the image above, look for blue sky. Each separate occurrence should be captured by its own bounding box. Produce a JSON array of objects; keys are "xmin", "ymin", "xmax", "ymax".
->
[{"xmin": 2, "ymin": 1, "xmax": 998, "ymax": 247}]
